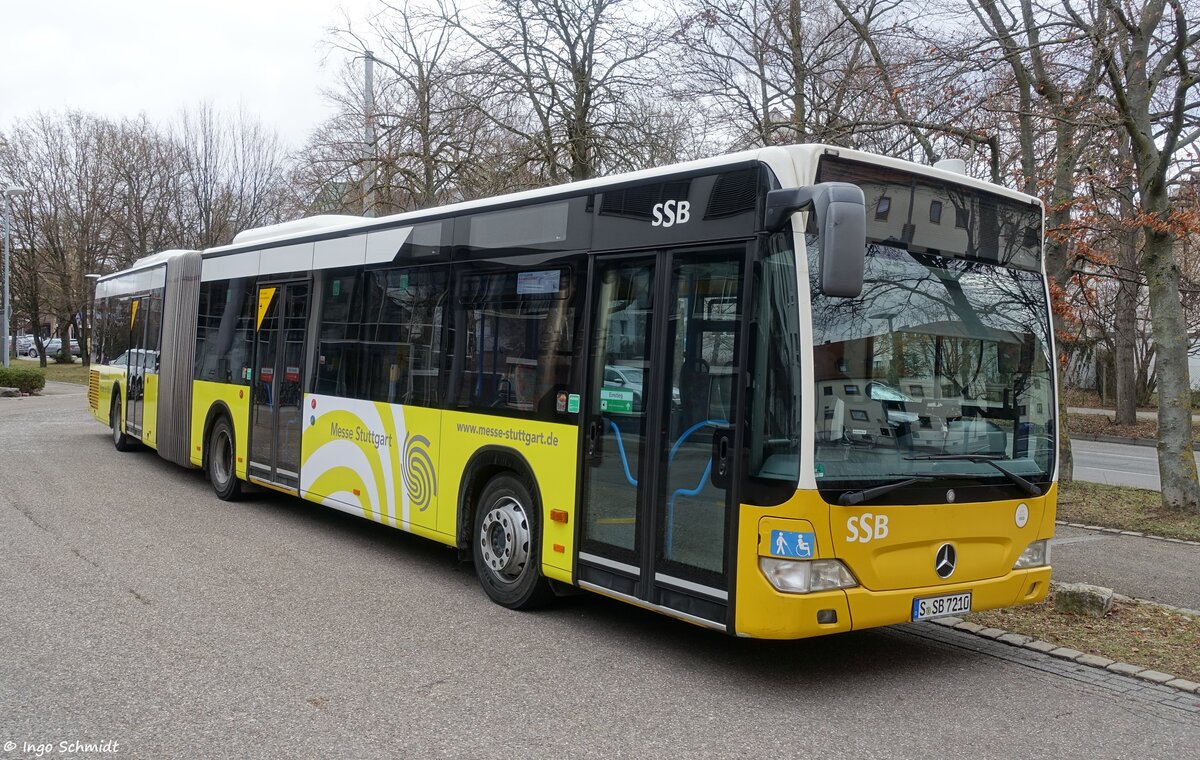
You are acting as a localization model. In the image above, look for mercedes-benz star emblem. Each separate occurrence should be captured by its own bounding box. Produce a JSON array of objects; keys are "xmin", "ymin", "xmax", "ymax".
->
[
  {"xmin": 935, "ymin": 543, "xmax": 957, "ymax": 579},
  {"xmin": 946, "ymin": 489, "xmax": 956, "ymax": 503}
]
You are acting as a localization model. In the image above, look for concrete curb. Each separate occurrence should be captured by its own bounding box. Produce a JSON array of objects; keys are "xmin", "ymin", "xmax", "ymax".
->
[
  {"xmin": 1055, "ymin": 519, "xmax": 1200, "ymax": 547},
  {"xmin": 934, "ymin": 590, "xmax": 1200, "ymax": 694}
]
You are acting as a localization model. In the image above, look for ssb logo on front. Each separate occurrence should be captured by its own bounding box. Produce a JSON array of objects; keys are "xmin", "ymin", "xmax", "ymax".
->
[{"xmin": 651, "ymin": 200, "xmax": 690, "ymax": 227}]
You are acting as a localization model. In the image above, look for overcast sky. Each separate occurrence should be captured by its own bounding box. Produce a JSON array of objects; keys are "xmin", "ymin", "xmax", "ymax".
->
[{"xmin": 1, "ymin": 0, "xmax": 376, "ymax": 149}]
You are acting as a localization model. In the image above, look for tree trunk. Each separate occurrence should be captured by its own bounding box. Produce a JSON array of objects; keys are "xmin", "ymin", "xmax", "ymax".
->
[
  {"xmin": 1143, "ymin": 226, "xmax": 1200, "ymax": 512},
  {"xmin": 56, "ymin": 321, "xmax": 72, "ymax": 364},
  {"xmin": 1112, "ymin": 226, "xmax": 1139, "ymax": 425},
  {"xmin": 1052, "ymin": 310, "xmax": 1073, "ymax": 482}
]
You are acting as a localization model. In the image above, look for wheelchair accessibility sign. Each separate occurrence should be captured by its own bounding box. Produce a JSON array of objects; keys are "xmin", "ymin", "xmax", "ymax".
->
[{"xmin": 770, "ymin": 530, "xmax": 816, "ymax": 559}]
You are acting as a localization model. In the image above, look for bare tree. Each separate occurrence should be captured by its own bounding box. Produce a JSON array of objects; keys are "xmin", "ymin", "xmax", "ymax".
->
[
  {"xmin": 175, "ymin": 103, "xmax": 289, "ymax": 248},
  {"xmin": 436, "ymin": 0, "xmax": 666, "ymax": 182},
  {"xmin": 325, "ymin": 3, "xmax": 498, "ymax": 213},
  {"xmin": 1068, "ymin": 0, "xmax": 1200, "ymax": 512},
  {"xmin": 0, "ymin": 113, "xmax": 124, "ymax": 365},
  {"xmin": 106, "ymin": 115, "xmax": 186, "ymax": 266}
]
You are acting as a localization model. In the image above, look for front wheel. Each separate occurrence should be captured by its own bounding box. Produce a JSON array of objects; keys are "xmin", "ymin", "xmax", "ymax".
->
[
  {"xmin": 472, "ymin": 473, "xmax": 553, "ymax": 610},
  {"xmin": 110, "ymin": 397, "xmax": 134, "ymax": 452},
  {"xmin": 207, "ymin": 416, "xmax": 243, "ymax": 501}
]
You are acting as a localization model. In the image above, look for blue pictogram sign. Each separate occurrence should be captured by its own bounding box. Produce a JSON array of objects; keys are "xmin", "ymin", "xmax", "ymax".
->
[{"xmin": 770, "ymin": 530, "xmax": 816, "ymax": 559}]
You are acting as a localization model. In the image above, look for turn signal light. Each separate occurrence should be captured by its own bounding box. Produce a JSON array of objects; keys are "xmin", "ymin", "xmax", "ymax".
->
[{"xmin": 550, "ymin": 509, "xmax": 569, "ymax": 523}]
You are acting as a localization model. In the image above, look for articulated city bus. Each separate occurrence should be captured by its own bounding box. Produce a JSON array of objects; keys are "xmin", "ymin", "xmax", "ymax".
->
[{"xmin": 88, "ymin": 144, "xmax": 1056, "ymax": 638}]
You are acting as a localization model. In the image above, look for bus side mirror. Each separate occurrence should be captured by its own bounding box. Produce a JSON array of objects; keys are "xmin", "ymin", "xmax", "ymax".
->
[{"xmin": 764, "ymin": 182, "xmax": 866, "ymax": 298}]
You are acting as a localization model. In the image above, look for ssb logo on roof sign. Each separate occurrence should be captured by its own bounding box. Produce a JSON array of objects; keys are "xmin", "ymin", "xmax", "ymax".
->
[{"xmin": 651, "ymin": 200, "xmax": 690, "ymax": 228}]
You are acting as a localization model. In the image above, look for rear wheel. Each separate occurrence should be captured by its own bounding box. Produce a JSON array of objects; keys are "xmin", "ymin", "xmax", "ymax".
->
[
  {"xmin": 207, "ymin": 416, "xmax": 243, "ymax": 501},
  {"xmin": 472, "ymin": 473, "xmax": 553, "ymax": 610},
  {"xmin": 110, "ymin": 396, "xmax": 134, "ymax": 452}
]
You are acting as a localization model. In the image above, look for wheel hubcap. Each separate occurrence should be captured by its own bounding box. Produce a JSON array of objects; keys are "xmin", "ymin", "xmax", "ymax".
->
[
  {"xmin": 213, "ymin": 431, "xmax": 232, "ymax": 485},
  {"xmin": 479, "ymin": 496, "xmax": 530, "ymax": 583}
]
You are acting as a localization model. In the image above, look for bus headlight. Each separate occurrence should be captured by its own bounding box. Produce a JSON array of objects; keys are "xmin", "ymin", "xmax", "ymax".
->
[
  {"xmin": 1013, "ymin": 540, "xmax": 1050, "ymax": 569},
  {"xmin": 759, "ymin": 557, "xmax": 858, "ymax": 594}
]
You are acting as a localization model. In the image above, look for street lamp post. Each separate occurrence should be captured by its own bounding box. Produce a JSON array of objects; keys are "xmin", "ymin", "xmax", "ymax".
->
[
  {"xmin": 3, "ymin": 185, "xmax": 26, "ymax": 369},
  {"xmin": 363, "ymin": 50, "xmax": 376, "ymax": 218}
]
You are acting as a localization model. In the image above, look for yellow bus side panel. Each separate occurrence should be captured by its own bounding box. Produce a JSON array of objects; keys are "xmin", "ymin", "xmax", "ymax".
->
[
  {"xmin": 734, "ymin": 487, "xmax": 1057, "ymax": 639},
  {"xmin": 141, "ymin": 373, "xmax": 159, "ymax": 450},
  {"xmin": 297, "ymin": 397, "xmax": 577, "ymax": 581},
  {"xmin": 299, "ymin": 393, "xmax": 445, "ymax": 539},
  {"xmin": 89, "ymin": 365, "xmax": 126, "ymax": 427},
  {"xmin": 438, "ymin": 410, "xmax": 578, "ymax": 584},
  {"xmin": 190, "ymin": 380, "xmax": 251, "ymax": 479}
]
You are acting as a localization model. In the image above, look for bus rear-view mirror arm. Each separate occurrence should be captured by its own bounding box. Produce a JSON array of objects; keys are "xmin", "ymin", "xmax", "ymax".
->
[{"xmin": 764, "ymin": 182, "xmax": 866, "ymax": 298}]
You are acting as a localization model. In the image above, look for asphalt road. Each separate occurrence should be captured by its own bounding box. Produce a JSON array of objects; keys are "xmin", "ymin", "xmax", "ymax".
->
[
  {"xmin": 2, "ymin": 387, "xmax": 1198, "ymax": 759},
  {"xmin": 1050, "ymin": 526, "xmax": 1200, "ymax": 610},
  {"xmin": 1069, "ymin": 438, "xmax": 1193, "ymax": 490}
]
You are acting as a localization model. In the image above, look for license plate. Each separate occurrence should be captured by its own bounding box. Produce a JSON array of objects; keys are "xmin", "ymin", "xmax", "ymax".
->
[{"xmin": 912, "ymin": 591, "xmax": 972, "ymax": 621}]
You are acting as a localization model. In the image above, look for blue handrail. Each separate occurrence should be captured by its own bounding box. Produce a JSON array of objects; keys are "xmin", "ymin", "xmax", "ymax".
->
[{"xmin": 605, "ymin": 417, "xmax": 728, "ymax": 559}]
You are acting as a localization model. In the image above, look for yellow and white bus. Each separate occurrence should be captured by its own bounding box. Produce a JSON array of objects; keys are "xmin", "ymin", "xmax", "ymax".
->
[{"xmin": 88, "ymin": 145, "xmax": 1057, "ymax": 638}]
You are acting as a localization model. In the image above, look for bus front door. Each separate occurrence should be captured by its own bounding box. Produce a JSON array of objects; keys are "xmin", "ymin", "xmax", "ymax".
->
[
  {"xmin": 248, "ymin": 281, "xmax": 310, "ymax": 492},
  {"xmin": 578, "ymin": 249, "xmax": 745, "ymax": 630}
]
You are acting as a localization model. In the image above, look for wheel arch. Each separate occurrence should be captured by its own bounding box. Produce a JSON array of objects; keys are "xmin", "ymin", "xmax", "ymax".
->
[
  {"xmin": 200, "ymin": 400, "xmax": 235, "ymax": 473},
  {"xmin": 456, "ymin": 446, "xmax": 542, "ymax": 555}
]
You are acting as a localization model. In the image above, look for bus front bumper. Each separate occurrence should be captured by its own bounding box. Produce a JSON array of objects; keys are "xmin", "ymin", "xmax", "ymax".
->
[
  {"xmin": 844, "ymin": 566, "xmax": 1052, "ymax": 631},
  {"xmin": 735, "ymin": 566, "xmax": 1052, "ymax": 640}
]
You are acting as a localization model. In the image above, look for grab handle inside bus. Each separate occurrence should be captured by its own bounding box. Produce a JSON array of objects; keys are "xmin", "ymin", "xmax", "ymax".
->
[{"xmin": 763, "ymin": 182, "xmax": 866, "ymax": 298}]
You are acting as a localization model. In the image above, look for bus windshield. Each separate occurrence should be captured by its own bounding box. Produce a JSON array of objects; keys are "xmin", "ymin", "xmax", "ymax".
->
[{"xmin": 808, "ymin": 240, "xmax": 1055, "ymax": 503}]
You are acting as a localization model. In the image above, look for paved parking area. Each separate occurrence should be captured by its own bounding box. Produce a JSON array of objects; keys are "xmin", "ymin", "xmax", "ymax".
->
[{"xmin": 2, "ymin": 388, "xmax": 1197, "ymax": 758}]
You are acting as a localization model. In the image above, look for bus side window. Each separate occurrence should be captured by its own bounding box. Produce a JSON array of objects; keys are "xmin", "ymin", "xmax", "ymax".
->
[
  {"xmin": 194, "ymin": 278, "xmax": 255, "ymax": 386},
  {"xmin": 360, "ymin": 266, "xmax": 448, "ymax": 407},
  {"xmin": 314, "ymin": 268, "xmax": 364, "ymax": 399},
  {"xmin": 451, "ymin": 262, "xmax": 584, "ymax": 421}
]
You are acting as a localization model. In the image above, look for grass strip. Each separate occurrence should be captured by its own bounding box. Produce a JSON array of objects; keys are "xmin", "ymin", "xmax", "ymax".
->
[
  {"xmin": 970, "ymin": 590, "xmax": 1200, "ymax": 683},
  {"xmin": 1057, "ymin": 481, "xmax": 1200, "ymax": 541},
  {"xmin": 9, "ymin": 357, "xmax": 91, "ymax": 385},
  {"xmin": 1065, "ymin": 412, "xmax": 1200, "ymax": 444}
]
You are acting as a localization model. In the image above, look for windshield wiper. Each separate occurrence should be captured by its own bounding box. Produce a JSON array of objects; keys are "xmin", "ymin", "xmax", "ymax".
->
[
  {"xmin": 838, "ymin": 472, "xmax": 965, "ymax": 506},
  {"xmin": 904, "ymin": 454, "xmax": 1043, "ymax": 497}
]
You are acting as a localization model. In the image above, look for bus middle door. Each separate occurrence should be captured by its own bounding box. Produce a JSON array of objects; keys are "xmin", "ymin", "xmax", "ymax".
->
[{"xmin": 248, "ymin": 281, "xmax": 310, "ymax": 492}]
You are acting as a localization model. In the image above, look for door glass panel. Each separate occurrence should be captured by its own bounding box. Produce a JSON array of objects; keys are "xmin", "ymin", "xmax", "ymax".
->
[
  {"xmin": 276, "ymin": 284, "xmax": 308, "ymax": 476},
  {"xmin": 250, "ymin": 287, "xmax": 280, "ymax": 473},
  {"xmin": 658, "ymin": 254, "xmax": 742, "ymax": 579},
  {"xmin": 581, "ymin": 260, "xmax": 656, "ymax": 560},
  {"xmin": 127, "ymin": 296, "xmax": 147, "ymax": 434}
]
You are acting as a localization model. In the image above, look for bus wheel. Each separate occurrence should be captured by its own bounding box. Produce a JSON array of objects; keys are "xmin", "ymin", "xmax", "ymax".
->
[
  {"xmin": 472, "ymin": 473, "xmax": 553, "ymax": 610},
  {"xmin": 110, "ymin": 397, "xmax": 134, "ymax": 452},
  {"xmin": 208, "ymin": 416, "xmax": 243, "ymax": 501}
]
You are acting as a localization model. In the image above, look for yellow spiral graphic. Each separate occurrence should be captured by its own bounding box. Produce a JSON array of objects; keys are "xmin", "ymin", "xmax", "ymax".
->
[{"xmin": 403, "ymin": 433, "xmax": 437, "ymax": 511}]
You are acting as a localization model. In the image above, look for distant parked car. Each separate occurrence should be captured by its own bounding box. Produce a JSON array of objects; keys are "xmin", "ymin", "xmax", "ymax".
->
[
  {"xmin": 27, "ymin": 338, "xmax": 80, "ymax": 359},
  {"xmin": 108, "ymin": 349, "xmax": 158, "ymax": 369}
]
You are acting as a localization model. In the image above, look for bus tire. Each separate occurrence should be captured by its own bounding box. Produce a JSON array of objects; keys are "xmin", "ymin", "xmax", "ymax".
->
[
  {"xmin": 110, "ymin": 395, "xmax": 134, "ymax": 452},
  {"xmin": 208, "ymin": 415, "xmax": 243, "ymax": 501},
  {"xmin": 472, "ymin": 473, "xmax": 553, "ymax": 610}
]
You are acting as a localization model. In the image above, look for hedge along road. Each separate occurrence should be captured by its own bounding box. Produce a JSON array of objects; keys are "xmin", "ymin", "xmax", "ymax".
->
[{"xmin": 1, "ymin": 387, "xmax": 1197, "ymax": 759}]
